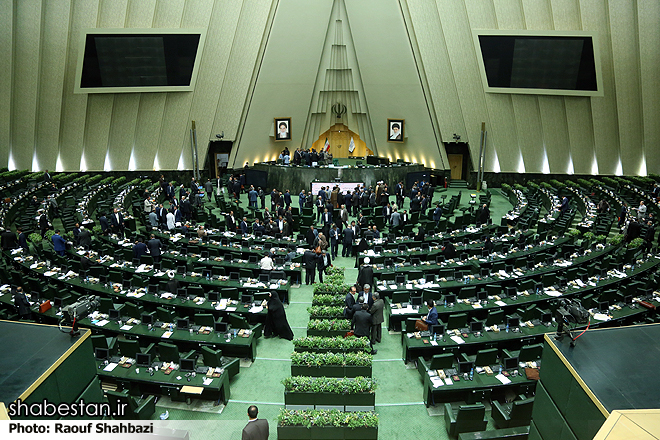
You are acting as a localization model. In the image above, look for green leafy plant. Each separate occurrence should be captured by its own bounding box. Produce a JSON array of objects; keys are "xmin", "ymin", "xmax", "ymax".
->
[
  {"xmin": 44, "ymin": 230, "xmax": 56, "ymax": 241},
  {"xmin": 609, "ymin": 234, "xmax": 624, "ymax": 246},
  {"xmin": 596, "ymin": 234, "xmax": 607, "ymax": 242},
  {"xmin": 100, "ymin": 176, "xmax": 114, "ymax": 185},
  {"xmin": 540, "ymin": 182, "xmax": 553, "ymax": 190},
  {"xmin": 577, "ymin": 178, "xmax": 593, "ymax": 189},
  {"xmin": 307, "ymin": 305, "xmax": 344, "ymax": 318},
  {"xmin": 282, "ymin": 376, "xmax": 377, "ymax": 394},
  {"xmin": 307, "ymin": 319, "xmax": 351, "ymax": 331},
  {"xmin": 526, "ymin": 181, "xmax": 539, "ymax": 190},
  {"xmin": 277, "ymin": 409, "xmax": 378, "ymax": 428},
  {"xmin": 513, "ymin": 183, "xmax": 525, "ymax": 191},
  {"xmin": 290, "ymin": 351, "xmax": 372, "ymax": 367},
  {"xmin": 292, "ymin": 336, "xmax": 370, "ymax": 351},
  {"xmin": 28, "ymin": 233, "xmax": 43, "ymax": 243},
  {"xmin": 92, "ymin": 225, "xmax": 102, "ymax": 235},
  {"xmin": 583, "ymin": 231, "xmax": 595, "ymax": 241},
  {"xmin": 313, "ymin": 282, "xmax": 350, "ymax": 295},
  {"xmin": 627, "ymin": 237, "xmax": 645, "ymax": 249},
  {"xmin": 566, "ymin": 228, "xmax": 581, "ymax": 237},
  {"xmin": 602, "ymin": 177, "xmax": 618, "ymax": 188},
  {"xmin": 312, "ymin": 294, "xmax": 345, "ymax": 306},
  {"xmin": 549, "ymin": 179, "xmax": 566, "ymax": 189},
  {"xmin": 501, "ymin": 183, "xmax": 512, "ymax": 192},
  {"xmin": 564, "ymin": 180, "xmax": 577, "ymax": 188}
]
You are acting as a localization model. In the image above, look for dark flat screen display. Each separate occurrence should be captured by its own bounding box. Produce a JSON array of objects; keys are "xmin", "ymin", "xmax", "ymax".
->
[
  {"xmin": 478, "ymin": 35, "xmax": 597, "ymax": 91},
  {"xmin": 80, "ymin": 34, "xmax": 201, "ymax": 88}
]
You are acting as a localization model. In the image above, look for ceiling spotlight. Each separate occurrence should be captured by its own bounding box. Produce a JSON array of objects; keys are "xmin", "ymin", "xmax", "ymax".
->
[{"xmin": 215, "ymin": 131, "xmax": 224, "ymax": 139}]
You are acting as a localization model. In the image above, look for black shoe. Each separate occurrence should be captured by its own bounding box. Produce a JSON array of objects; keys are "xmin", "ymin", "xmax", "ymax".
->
[{"xmin": 371, "ymin": 349, "xmax": 378, "ymax": 355}]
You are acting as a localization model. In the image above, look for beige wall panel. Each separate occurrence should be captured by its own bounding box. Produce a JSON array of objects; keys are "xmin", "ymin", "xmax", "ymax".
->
[
  {"xmin": 463, "ymin": 0, "xmax": 502, "ymax": 172},
  {"xmin": 638, "ymin": 0, "xmax": 660, "ymax": 175},
  {"xmin": 564, "ymin": 97, "xmax": 595, "ymax": 175},
  {"xmin": 550, "ymin": 0, "xmax": 581, "ymax": 29},
  {"xmin": 345, "ymin": 0, "xmax": 441, "ymax": 168},
  {"xmin": 433, "ymin": 0, "xmax": 488, "ymax": 169},
  {"xmin": 579, "ymin": 0, "xmax": 619, "ymax": 175},
  {"xmin": 521, "ymin": 0, "xmax": 553, "ymax": 29},
  {"xmin": 35, "ymin": 0, "xmax": 71, "ymax": 172},
  {"xmin": 107, "ymin": 94, "xmax": 140, "ymax": 170},
  {"xmin": 126, "ymin": 0, "xmax": 156, "ymax": 27},
  {"xmin": 150, "ymin": 0, "xmax": 185, "ymax": 169},
  {"xmin": 538, "ymin": 96, "xmax": 571, "ymax": 173},
  {"xmin": 98, "ymin": 0, "xmax": 128, "ymax": 27},
  {"xmin": 83, "ymin": 95, "xmax": 113, "ymax": 170},
  {"xmin": 158, "ymin": 0, "xmax": 213, "ymax": 171},
  {"xmin": 134, "ymin": 94, "xmax": 166, "ymax": 170},
  {"xmin": 492, "ymin": 0, "xmax": 525, "ymax": 30},
  {"xmin": 59, "ymin": 0, "xmax": 99, "ymax": 171},
  {"xmin": 511, "ymin": 97, "xmax": 544, "ymax": 173},
  {"xmin": 11, "ymin": 0, "xmax": 42, "ymax": 171},
  {"xmin": 406, "ymin": 1, "xmax": 466, "ymax": 145},
  {"xmin": 218, "ymin": 0, "xmax": 274, "ymax": 167},
  {"xmin": 0, "ymin": 2, "xmax": 13, "ymax": 168},
  {"xmin": 234, "ymin": 0, "xmax": 333, "ymax": 167},
  {"xmin": 608, "ymin": 1, "xmax": 643, "ymax": 176}
]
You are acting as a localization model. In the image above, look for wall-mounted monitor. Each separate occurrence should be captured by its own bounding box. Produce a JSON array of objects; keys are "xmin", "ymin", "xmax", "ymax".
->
[
  {"xmin": 75, "ymin": 28, "xmax": 206, "ymax": 94},
  {"xmin": 473, "ymin": 30, "xmax": 603, "ymax": 97}
]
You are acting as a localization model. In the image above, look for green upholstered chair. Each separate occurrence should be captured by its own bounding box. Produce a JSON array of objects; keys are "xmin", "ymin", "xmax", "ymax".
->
[
  {"xmin": 156, "ymin": 306, "xmax": 175, "ymax": 323},
  {"xmin": 492, "ymin": 397, "xmax": 535, "ymax": 429},
  {"xmin": 194, "ymin": 313, "xmax": 216, "ymax": 327},
  {"xmin": 157, "ymin": 342, "xmax": 181, "ymax": 363},
  {"xmin": 443, "ymin": 403, "xmax": 488, "ymax": 437},
  {"xmin": 200, "ymin": 345, "xmax": 240, "ymax": 379},
  {"xmin": 461, "ymin": 348, "xmax": 499, "ymax": 367},
  {"xmin": 106, "ymin": 390, "xmax": 156, "ymax": 420}
]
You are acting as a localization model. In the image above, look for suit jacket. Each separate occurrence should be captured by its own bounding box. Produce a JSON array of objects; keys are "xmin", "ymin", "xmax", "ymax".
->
[
  {"xmin": 344, "ymin": 292, "xmax": 356, "ymax": 318},
  {"xmin": 147, "ymin": 238, "xmax": 162, "ymax": 256},
  {"xmin": 426, "ymin": 307, "xmax": 439, "ymax": 325},
  {"xmin": 390, "ymin": 212, "xmax": 401, "ymax": 226},
  {"xmin": 342, "ymin": 227, "xmax": 354, "ymax": 244},
  {"xmin": 240, "ymin": 221, "xmax": 249, "ymax": 235},
  {"xmin": 357, "ymin": 265, "xmax": 374, "ymax": 288},
  {"xmin": 226, "ymin": 215, "xmax": 237, "ymax": 231},
  {"xmin": 303, "ymin": 250, "xmax": 318, "ymax": 270},
  {"xmin": 340, "ymin": 209, "xmax": 348, "ymax": 225},
  {"xmin": 78, "ymin": 229, "xmax": 92, "ymax": 248},
  {"xmin": 52, "ymin": 234, "xmax": 66, "ymax": 252},
  {"xmin": 39, "ymin": 214, "xmax": 49, "ymax": 230},
  {"xmin": 369, "ymin": 299, "xmax": 384, "ymax": 325},
  {"xmin": 242, "ymin": 419, "xmax": 269, "ymax": 440},
  {"xmin": 133, "ymin": 242, "xmax": 147, "ymax": 259},
  {"xmin": 18, "ymin": 232, "xmax": 28, "ymax": 250},
  {"xmin": 110, "ymin": 212, "xmax": 124, "ymax": 228},
  {"xmin": 1, "ymin": 231, "xmax": 17, "ymax": 250},
  {"xmin": 14, "ymin": 289, "xmax": 31, "ymax": 316},
  {"xmin": 322, "ymin": 211, "xmax": 333, "ymax": 225},
  {"xmin": 352, "ymin": 309, "xmax": 372, "ymax": 337}
]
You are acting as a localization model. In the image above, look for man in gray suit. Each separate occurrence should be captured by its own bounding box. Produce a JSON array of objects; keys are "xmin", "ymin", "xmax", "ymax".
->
[
  {"xmin": 242, "ymin": 405, "xmax": 269, "ymax": 440},
  {"xmin": 390, "ymin": 208, "xmax": 401, "ymax": 230},
  {"xmin": 369, "ymin": 292, "xmax": 384, "ymax": 345}
]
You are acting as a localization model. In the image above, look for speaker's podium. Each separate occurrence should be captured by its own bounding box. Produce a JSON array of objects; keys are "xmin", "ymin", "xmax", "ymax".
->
[
  {"xmin": 530, "ymin": 324, "xmax": 660, "ymax": 440},
  {"xmin": 0, "ymin": 320, "xmax": 103, "ymax": 419}
]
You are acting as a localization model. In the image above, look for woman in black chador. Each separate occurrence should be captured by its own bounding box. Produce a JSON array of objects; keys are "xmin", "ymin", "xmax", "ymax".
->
[{"xmin": 264, "ymin": 291, "xmax": 294, "ymax": 340}]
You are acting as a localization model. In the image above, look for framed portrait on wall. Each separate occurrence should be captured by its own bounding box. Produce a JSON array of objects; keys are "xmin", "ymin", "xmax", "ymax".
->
[
  {"xmin": 275, "ymin": 117, "xmax": 292, "ymax": 141},
  {"xmin": 387, "ymin": 119, "xmax": 404, "ymax": 142}
]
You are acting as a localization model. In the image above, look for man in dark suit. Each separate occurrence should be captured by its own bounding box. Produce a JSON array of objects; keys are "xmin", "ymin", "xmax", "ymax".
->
[
  {"xmin": 39, "ymin": 210, "xmax": 49, "ymax": 237},
  {"xmin": 13, "ymin": 286, "xmax": 31, "ymax": 320},
  {"xmin": 44, "ymin": 169, "xmax": 52, "ymax": 182},
  {"xmin": 133, "ymin": 238, "xmax": 147, "ymax": 259},
  {"xmin": 226, "ymin": 211, "xmax": 237, "ymax": 232},
  {"xmin": 180, "ymin": 196, "xmax": 192, "ymax": 221},
  {"xmin": 147, "ymin": 234, "xmax": 162, "ymax": 263},
  {"xmin": 369, "ymin": 292, "xmax": 384, "ymax": 345},
  {"xmin": 357, "ymin": 257, "xmax": 374, "ymax": 289},
  {"xmin": 78, "ymin": 226, "xmax": 92, "ymax": 250},
  {"xmin": 344, "ymin": 285, "xmax": 358, "ymax": 318},
  {"xmin": 242, "ymin": 405, "xmax": 268, "ymax": 440},
  {"xmin": 315, "ymin": 196, "xmax": 324, "ymax": 224},
  {"xmin": 306, "ymin": 225, "xmax": 318, "ymax": 247},
  {"xmin": 643, "ymin": 220, "xmax": 656, "ymax": 252},
  {"xmin": 110, "ymin": 208, "xmax": 125, "ymax": 236},
  {"xmin": 1, "ymin": 228, "xmax": 17, "ymax": 250},
  {"xmin": 204, "ymin": 178, "xmax": 213, "ymax": 202},
  {"xmin": 17, "ymin": 228, "xmax": 28, "ymax": 251},
  {"xmin": 352, "ymin": 304, "xmax": 377, "ymax": 354},
  {"xmin": 72, "ymin": 223, "xmax": 81, "ymax": 246},
  {"xmin": 382, "ymin": 202, "xmax": 392, "ymax": 220},
  {"xmin": 395, "ymin": 181, "xmax": 405, "ymax": 208},
  {"xmin": 433, "ymin": 204, "xmax": 443, "ymax": 228},
  {"xmin": 342, "ymin": 222, "xmax": 355, "ymax": 257},
  {"xmin": 283, "ymin": 190, "xmax": 292, "ymax": 209},
  {"xmin": 52, "ymin": 230, "xmax": 66, "ymax": 256},
  {"xmin": 240, "ymin": 217, "xmax": 249, "ymax": 236},
  {"xmin": 303, "ymin": 248, "xmax": 319, "ymax": 285}
]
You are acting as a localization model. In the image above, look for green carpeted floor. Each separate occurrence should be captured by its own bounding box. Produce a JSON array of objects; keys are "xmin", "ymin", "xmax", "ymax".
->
[{"xmin": 139, "ymin": 187, "xmax": 515, "ymax": 438}]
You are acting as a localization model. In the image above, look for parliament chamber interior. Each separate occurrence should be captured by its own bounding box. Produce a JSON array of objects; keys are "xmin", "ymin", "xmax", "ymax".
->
[{"xmin": 1, "ymin": 1, "xmax": 659, "ymax": 439}]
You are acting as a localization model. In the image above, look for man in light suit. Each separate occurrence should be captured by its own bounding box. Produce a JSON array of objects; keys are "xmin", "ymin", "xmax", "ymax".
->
[
  {"xmin": 390, "ymin": 208, "xmax": 401, "ymax": 229},
  {"xmin": 242, "ymin": 405, "xmax": 269, "ymax": 440},
  {"xmin": 339, "ymin": 204, "xmax": 348, "ymax": 232}
]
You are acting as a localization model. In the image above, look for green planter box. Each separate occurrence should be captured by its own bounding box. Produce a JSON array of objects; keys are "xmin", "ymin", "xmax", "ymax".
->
[
  {"xmin": 277, "ymin": 425, "xmax": 311, "ymax": 440},
  {"xmin": 310, "ymin": 426, "xmax": 343, "ymax": 439},
  {"xmin": 306, "ymin": 330, "xmax": 349, "ymax": 338},
  {"xmin": 344, "ymin": 427, "xmax": 378, "ymax": 439},
  {"xmin": 320, "ymin": 365, "xmax": 344, "ymax": 378},
  {"xmin": 345, "ymin": 366, "xmax": 372, "ymax": 378},
  {"xmin": 346, "ymin": 393, "xmax": 375, "ymax": 407},
  {"xmin": 284, "ymin": 392, "xmax": 314, "ymax": 406},
  {"xmin": 317, "ymin": 392, "xmax": 345, "ymax": 406}
]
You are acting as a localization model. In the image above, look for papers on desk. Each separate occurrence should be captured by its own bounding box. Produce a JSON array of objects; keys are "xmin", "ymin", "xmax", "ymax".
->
[
  {"xmin": 498, "ymin": 270, "xmax": 509, "ymax": 278},
  {"xmin": 95, "ymin": 319, "xmax": 109, "ymax": 327},
  {"xmin": 226, "ymin": 307, "xmax": 237, "ymax": 312},
  {"xmin": 120, "ymin": 324, "xmax": 133, "ymax": 331},
  {"xmin": 161, "ymin": 331, "xmax": 173, "ymax": 339},
  {"xmin": 472, "ymin": 303, "xmax": 483, "ymax": 309},
  {"xmin": 203, "ymin": 378, "xmax": 213, "ymax": 386},
  {"xmin": 494, "ymin": 300, "xmax": 507, "ymax": 307},
  {"xmin": 44, "ymin": 271, "xmax": 57, "ymax": 277},
  {"xmin": 576, "ymin": 279, "xmax": 586, "ymax": 287},
  {"xmin": 406, "ymin": 283, "xmax": 414, "ymax": 290},
  {"xmin": 127, "ymin": 291, "xmax": 145, "ymax": 298},
  {"xmin": 593, "ymin": 313, "xmax": 611, "ymax": 321},
  {"xmin": 30, "ymin": 263, "xmax": 39, "ymax": 269},
  {"xmin": 450, "ymin": 335, "xmax": 465, "ymax": 344},
  {"xmin": 389, "ymin": 284, "xmax": 397, "ymax": 290},
  {"xmin": 0, "ymin": 284, "xmax": 10, "ymax": 293},
  {"xmin": 269, "ymin": 283, "xmax": 279, "ymax": 290},
  {"xmin": 545, "ymin": 291, "xmax": 562, "ymax": 297},
  {"xmin": 430, "ymin": 377, "xmax": 444, "ymax": 388},
  {"xmin": 377, "ymin": 285, "xmax": 387, "ymax": 291},
  {"xmin": 430, "ymin": 341, "xmax": 438, "ymax": 346},
  {"xmin": 154, "ymin": 271, "xmax": 166, "ymax": 277},
  {"xmin": 161, "ymin": 292, "xmax": 175, "ymax": 299},
  {"xmin": 495, "ymin": 374, "xmax": 511, "ymax": 385},
  {"xmin": 391, "ymin": 306, "xmax": 415, "ymax": 315},
  {"xmin": 103, "ymin": 363, "xmax": 118, "ymax": 372},
  {"xmin": 135, "ymin": 264, "xmax": 150, "ymax": 273},
  {"xmin": 249, "ymin": 306, "xmax": 264, "ymax": 314}
]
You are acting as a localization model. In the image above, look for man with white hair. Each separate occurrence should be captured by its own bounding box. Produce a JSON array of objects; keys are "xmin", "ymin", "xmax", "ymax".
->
[{"xmin": 357, "ymin": 256, "xmax": 374, "ymax": 290}]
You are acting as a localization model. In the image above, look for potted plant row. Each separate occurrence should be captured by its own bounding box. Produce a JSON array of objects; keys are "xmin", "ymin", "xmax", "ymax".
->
[
  {"xmin": 291, "ymin": 351, "xmax": 372, "ymax": 378},
  {"xmin": 312, "ymin": 294, "xmax": 345, "ymax": 307},
  {"xmin": 307, "ymin": 305, "xmax": 345, "ymax": 319},
  {"xmin": 307, "ymin": 319, "xmax": 352, "ymax": 337},
  {"xmin": 293, "ymin": 336, "xmax": 371, "ymax": 353},
  {"xmin": 277, "ymin": 409, "xmax": 378, "ymax": 440},
  {"xmin": 282, "ymin": 376, "xmax": 377, "ymax": 408}
]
